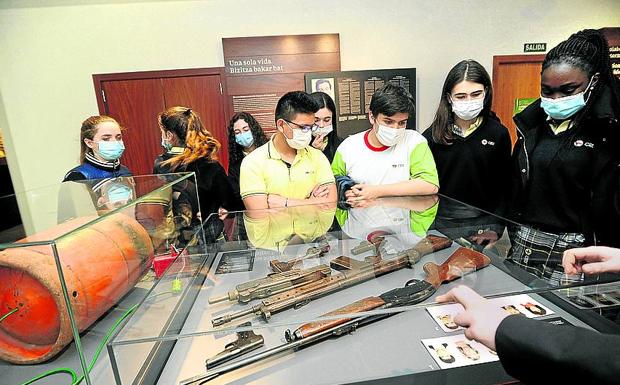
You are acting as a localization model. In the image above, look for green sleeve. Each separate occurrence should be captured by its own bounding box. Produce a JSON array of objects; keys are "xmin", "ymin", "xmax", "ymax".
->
[
  {"xmin": 409, "ymin": 201, "xmax": 439, "ymax": 236},
  {"xmin": 331, "ymin": 151, "xmax": 347, "ymax": 177},
  {"xmin": 335, "ymin": 207, "xmax": 349, "ymax": 227},
  {"xmin": 409, "ymin": 142, "xmax": 439, "ymax": 187}
]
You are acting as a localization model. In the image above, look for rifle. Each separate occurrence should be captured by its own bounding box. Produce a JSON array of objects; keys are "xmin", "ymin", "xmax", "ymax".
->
[
  {"xmin": 180, "ymin": 246, "xmax": 490, "ymax": 385},
  {"xmin": 208, "ymin": 265, "xmax": 332, "ymax": 304},
  {"xmin": 211, "ymin": 235, "xmax": 451, "ymax": 327},
  {"xmin": 269, "ymin": 237, "xmax": 331, "ymax": 273}
]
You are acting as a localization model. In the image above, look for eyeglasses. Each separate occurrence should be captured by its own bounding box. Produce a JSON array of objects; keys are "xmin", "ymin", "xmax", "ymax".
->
[{"xmin": 283, "ymin": 119, "xmax": 318, "ymax": 133}]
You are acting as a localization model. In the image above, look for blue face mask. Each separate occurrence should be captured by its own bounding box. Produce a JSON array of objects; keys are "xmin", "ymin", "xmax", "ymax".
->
[
  {"xmin": 107, "ymin": 184, "xmax": 133, "ymax": 203},
  {"xmin": 161, "ymin": 138, "xmax": 173, "ymax": 152},
  {"xmin": 235, "ymin": 131, "xmax": 254, "ymax": 148},
  {"xmin": 540, "ymin": 77, "xmax": 595, "ymax": 120},
  {"xmin": 97, "ymin": 140, "xmax": 125, "ymax": 161}
]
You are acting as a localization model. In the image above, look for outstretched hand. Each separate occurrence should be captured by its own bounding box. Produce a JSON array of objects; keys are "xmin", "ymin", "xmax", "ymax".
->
[
  {"xmin": 562, "ymin": 246, "xmax": 620, "ymax": 275},
  {"xmin": 436, "ymin": 286, "xmax": 509, "ymax": 351}
]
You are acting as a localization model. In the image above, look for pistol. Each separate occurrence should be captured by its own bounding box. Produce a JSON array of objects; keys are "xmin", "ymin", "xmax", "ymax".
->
[{"xmin": 206, "ymin": 322, "xmax": 264, "ymax": 369}]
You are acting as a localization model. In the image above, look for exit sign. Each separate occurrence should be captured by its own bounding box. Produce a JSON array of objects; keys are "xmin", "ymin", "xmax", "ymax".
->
[{"xmin": 524, "ymin": 43, "xmax": 547, "ymax": 52}]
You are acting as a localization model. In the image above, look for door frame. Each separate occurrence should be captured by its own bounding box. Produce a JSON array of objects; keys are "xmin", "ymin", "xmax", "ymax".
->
[{"xmin": 92, "ymin": 67, "xmax": 230, "ymax": 118}]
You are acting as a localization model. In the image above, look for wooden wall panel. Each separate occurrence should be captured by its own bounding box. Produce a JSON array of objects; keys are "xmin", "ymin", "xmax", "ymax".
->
[
  {"xmin": 223, "ymin": 34, "xmax": 340, "ymax": 56},
  {"xmin": 601, "ymin": 27, "xmax": 620, "ymax": 80},
  {"xmin": 223, "ymin": 34, "xmax": 340, "ymax": 132},
  {"xmin": 226, "ymin": 74, "xmax": 305, "ymax": 96}
]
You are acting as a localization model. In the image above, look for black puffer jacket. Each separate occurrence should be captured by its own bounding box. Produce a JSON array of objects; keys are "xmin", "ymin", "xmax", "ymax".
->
[{"xmin": 511, "ymin": 84, "xmax": 620, "ymax": 246}]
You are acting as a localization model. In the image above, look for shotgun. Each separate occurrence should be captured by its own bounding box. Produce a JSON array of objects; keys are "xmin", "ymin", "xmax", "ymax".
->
[
  {"xmin": 211, "ymin": 235, "xmax": 451, "ymax": 327},
  {"xmin": 180, "ymin": 246, "xmax": 491, "ymax": 385}
]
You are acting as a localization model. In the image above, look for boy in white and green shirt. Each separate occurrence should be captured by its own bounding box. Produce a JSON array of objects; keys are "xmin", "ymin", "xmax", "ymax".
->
[{"xmin": 332, "ymin": 84, "xmax": 438, "ymax": 203}]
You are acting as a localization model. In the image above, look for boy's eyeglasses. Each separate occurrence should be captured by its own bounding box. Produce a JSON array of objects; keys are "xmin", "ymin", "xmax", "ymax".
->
[{"xmin": 283, "ymin": 119, "xmax": 318, "ymax": 133}]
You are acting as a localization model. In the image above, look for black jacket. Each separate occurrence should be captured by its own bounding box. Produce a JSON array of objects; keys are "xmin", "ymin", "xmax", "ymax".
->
[
  {"xmin": 423, "ymin": 116, "xmax": 512, "ymax": 215},
  {"xmin": 496, "ymin": 315, "xmax": 620, "ymax": 385},
  {"xmin": 511, "ymin": 85, "xmax": 620, "ymax": 246}
]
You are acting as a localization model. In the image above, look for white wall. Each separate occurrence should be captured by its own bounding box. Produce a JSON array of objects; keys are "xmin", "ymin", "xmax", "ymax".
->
[{"xmin": 1, "ymin": 0, "xmax": 618, "ymax": 229}]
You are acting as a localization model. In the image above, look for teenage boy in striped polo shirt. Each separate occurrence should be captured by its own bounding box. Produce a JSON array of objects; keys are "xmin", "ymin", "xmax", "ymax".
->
[
  {"xmin": 240, "ymin": 91, "xmax": 336, "ymax": 210},
  {"xmin": 332, "ymin": 84, "xmax": 439, "ymax": 204}
]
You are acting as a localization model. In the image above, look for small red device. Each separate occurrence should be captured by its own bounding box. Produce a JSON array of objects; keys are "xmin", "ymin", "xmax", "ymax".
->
[{"xmin": 153, "ymin": 245, "xmax": 187, "ymax": 278}]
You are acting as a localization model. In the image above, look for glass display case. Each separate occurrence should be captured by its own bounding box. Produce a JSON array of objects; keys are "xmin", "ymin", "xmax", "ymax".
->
[
  {"xmin": 0, "ymin": 173, "xmax": 203, "ymax": 385},
  {"xmin": 108, "ymin": 195, "xmax": 620, "ymax": 385}
]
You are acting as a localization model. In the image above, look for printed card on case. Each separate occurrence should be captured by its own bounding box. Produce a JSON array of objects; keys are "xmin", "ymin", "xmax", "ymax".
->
[
  {"xmin": 422, "ymin": 334, "xmax": 499, "ymax": 369},
  {"xmin": 426, "ymin": 293, "xmax": 554, "ymax": 332}
]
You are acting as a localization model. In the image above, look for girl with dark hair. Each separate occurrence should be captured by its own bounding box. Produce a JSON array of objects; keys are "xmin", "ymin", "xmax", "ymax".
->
[
  {"xmin": 64, "ymin": 115, "xmax": 131, "ymax": 181},
  {"xmin": 508, "ymin": 29, "xmax": 620, "ymax": 284},
  {"xmin": 309, "ymin": 92, "xmax": 342, "ymax": 162},
  {"xmin": 154, "ymin": 106, "xmax": 239, "ymax": 241},
  {"xmin": 423, "ymin": 60, "xmax": 512, "ymax": 214},
  {"xmin": 226, "ymin": 112, "xmax": 268, "ymax": 197}
]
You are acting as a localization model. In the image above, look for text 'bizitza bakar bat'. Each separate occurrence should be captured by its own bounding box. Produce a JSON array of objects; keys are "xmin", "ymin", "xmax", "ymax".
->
[
  {"xmin": 180, "ymin": 247, "xmax": 491, "ymax": 385},
  {"xmin": 211, "ymin": 235, "xmax": 452, "ymax": 327}
]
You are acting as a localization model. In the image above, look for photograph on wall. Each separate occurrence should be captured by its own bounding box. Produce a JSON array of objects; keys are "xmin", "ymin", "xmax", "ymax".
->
[
  {"xmin": 422, "ymin": 334, "xmax": 499, "ymax": 369},
  {"xmin": 305, "ymin": 68, "xmax": 416, "ymax": 139},
  {"xmin": 311, "ymin": 78, "xmax": 336, "ymax": 101}
]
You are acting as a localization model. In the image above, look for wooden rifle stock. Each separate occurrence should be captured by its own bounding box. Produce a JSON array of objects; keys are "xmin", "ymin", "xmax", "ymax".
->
[
  {"xmin": 423, "ymin": 247, "xmax": 490, "ymax": 288},
  {"xmin": 287, "ymin": 246, "xmax": 491, "ymax": 341}
]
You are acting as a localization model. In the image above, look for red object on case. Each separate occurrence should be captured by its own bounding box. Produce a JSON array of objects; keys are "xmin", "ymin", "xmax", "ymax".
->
[{"xmin": 153, "ymin": 245, "xmax": 186, "ymax": 278}]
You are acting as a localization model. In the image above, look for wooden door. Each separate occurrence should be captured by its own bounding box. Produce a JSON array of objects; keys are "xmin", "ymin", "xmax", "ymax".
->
[
  {"xmin": 162, "ymin": 75, "xmax": 228, "ymax": 169},
  {"xmin": 492, "ymin": 54, "xmax": 546, "ymax": 145},
  {"xmin": 101, "ymin": 79, "xmax": 165, "ymax": 175},
  {"xmin": 94, "ymin": 68, "xmax": 228, "ymax": 176}
]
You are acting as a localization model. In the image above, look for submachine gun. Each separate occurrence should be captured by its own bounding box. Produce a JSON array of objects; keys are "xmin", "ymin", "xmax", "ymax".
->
[{"xmin": 208, "ymin": 264, "xmax": 332, "ymax": 305}]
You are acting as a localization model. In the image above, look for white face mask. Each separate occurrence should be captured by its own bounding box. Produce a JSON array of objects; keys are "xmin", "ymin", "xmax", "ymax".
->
[
  {"xmin": 313, "ymin": 124, "xmax": 333, "ymax": 137},
  {"xmin": 451, "ymin": 96, "xmax": 485, "ymax": 121},
  {"xmin": 282, "ymin": 122, "xmax": 312, "ymax": 150},
  {"xmin": 376, "ymin": 124, "xmax": 405, "ymax": 147}
]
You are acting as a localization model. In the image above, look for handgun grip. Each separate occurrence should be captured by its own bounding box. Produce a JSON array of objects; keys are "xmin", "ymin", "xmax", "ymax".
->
[{"xmin": 285, "ymin": 296, "xmax": 386, "ymax": 341}]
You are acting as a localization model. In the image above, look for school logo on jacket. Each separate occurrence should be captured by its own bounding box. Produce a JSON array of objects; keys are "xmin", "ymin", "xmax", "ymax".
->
[
  {"xmin": 574, "ymin": 140, "xmax": 594, "ymax": 148},
  {"xmin": 481, "ymin": 139, "xmax": 495, "ymax": 146}
]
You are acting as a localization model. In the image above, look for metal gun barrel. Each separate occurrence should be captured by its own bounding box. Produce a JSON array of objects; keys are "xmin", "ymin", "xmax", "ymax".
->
[
  {"xmin": 212, "ymin": 306, "xmax": 258, "ymax": 327},
  {"xmin": 208, "ymin": 293, "xmax": 230, "ymax": 304}
]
